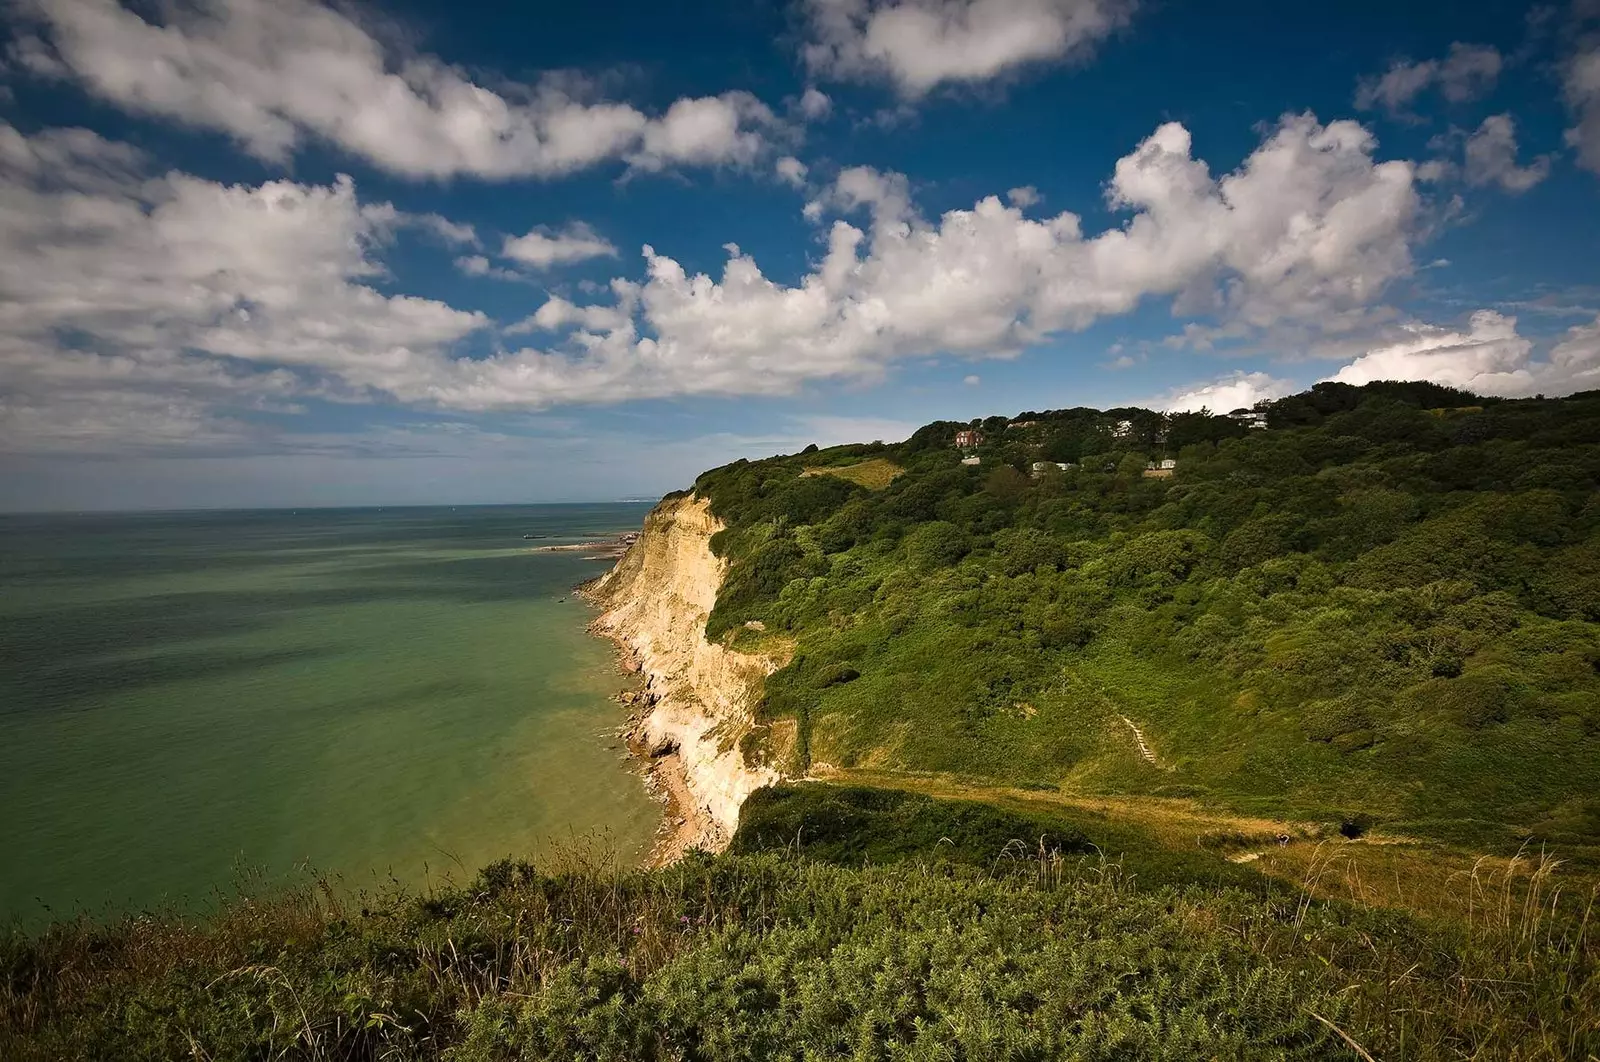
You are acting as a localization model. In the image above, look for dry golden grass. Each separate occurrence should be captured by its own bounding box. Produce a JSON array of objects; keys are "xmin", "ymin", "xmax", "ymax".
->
[
  {"xmin": 812, "ymin": 766, "xmax": 1600, "ymax": 926},
  {"xmin": 799, "ymin": 458, "xmax": 904, "ymax": 490}
]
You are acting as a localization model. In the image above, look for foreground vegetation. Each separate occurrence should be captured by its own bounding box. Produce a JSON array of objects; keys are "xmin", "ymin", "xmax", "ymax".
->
[
  {"xmin": 5, "ymin": 786, "xmax": 1596, "ymax": 1060},
  {"xmin": 695, "ymin": 382, "xmax": 1600, "ymax": 854}
]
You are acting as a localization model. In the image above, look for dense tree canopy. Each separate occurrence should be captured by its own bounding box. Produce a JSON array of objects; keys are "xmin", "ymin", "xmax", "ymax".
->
[{"xmin": 693, "ymin": 384, "xmax": 1600, "ymax": 851}]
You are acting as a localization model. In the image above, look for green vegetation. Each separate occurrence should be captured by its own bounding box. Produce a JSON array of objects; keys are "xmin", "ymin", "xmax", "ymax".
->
[
  {"xmin": 5, "ymin": 788, "xmax": 1595, "ymax": 1060},
  {"xmin": 696, "ymin": 383, "xmax": 1600, "ymax": 853}
]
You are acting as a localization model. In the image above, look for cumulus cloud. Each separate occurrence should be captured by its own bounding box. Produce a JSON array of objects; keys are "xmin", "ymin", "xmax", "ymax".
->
[
  {"xmin": 1462, "ymin": 114, "xmax": 1551, "ymax": 192},
  {"xmin": 1323, "ymin": 309, "xmax": 1600, "ymax": 397},
  {"xmin": 628, "ymin": 93, "xmax": 775, "ymax": 171},
  {"xmin": 405, "ymin": 213, "xmax": 479, "ymax": 247},
  {"xmin": 454, "ymin": 254, "xmax": 527, "ymax": 282},
  {"xmin": 1007, "ymin": 184, "xmax": 1042, "ymax": 207},
  {"xmin": 1565, "ymin": 36, "xmax": 1600, "ymax": 174},
  {"xmin": 1151, "ymin": 371, "xmax": 1296, "ymax": 413},
  {"xmin": 802, "ymin": 0, "xmax": 1137, "ymax": 96},
  {"xmin": 501, "ymin": 223, "xmax": 618, "ymax": 269},
  {"xmin": 0, "ymin": 122, "xmax": 487, "ymax": 452},
  {"xmin": 506, "ymin": 295, "xmax": 635, "ymax": 336},
  {"xmin": 1326, "ymin": 311, "xmax": 1534, "ymax": 394},
  {"xmin": 1548, "ymin": 314, "xmax": 1600, "ymax": 391},
  {"xmin": 435, "ymin": 112, "xmax": 1421, "ymax": 409},
  {"xmin": 10, "ymin": 0, "xmax": 777, "ymax": 179},
  {"xmin": 1, "ymin": 112, "xmax": 1434, "ymax": 445},
  {"xmin": 776, "ymin": 155, "xmax": 809, "ymax": 187},
  {"xmin": 1355, "ymin": 43, "xmax": 1502, "ymax": 116},
  {"xmin": 799, "ymin": 87, "xmax": 833, "ymax": 119}
]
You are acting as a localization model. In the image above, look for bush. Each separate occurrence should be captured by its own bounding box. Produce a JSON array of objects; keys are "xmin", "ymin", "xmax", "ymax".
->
[{"xmin": 903, "ymin": 521, "xmax": 970, "ymax": 571}]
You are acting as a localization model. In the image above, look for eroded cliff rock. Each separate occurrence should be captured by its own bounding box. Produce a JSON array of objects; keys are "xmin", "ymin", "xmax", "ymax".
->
[{"xmin": 586, "ymin": 494, "xmax": 785, "ymax": 859}]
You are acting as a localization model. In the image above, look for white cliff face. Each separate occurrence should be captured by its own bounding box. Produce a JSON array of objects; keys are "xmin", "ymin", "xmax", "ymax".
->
[{"xmin": 589, "ymin": 494, "xmax": 784, "ymax": 853}]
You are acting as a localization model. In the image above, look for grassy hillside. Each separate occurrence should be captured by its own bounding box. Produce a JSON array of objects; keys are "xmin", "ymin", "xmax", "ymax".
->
[
  {"xmin": 5, "ymin": 788, "xmax": 1594, "ymax": 1060},
  {"xmin": 694, "ymin": 382, "xmax": 1600, "ymax": 853}
]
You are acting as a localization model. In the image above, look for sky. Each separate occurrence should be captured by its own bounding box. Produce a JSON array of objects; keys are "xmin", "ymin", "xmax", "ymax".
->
[{"xmin": 1, "ymin": 0, "xmax": 1599, "ymax": 510}]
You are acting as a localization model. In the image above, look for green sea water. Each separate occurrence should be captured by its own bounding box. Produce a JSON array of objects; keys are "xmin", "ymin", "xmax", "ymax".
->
[{"xmin": 0, "ymin": 504, "xmax": 660, "ymax": 924}]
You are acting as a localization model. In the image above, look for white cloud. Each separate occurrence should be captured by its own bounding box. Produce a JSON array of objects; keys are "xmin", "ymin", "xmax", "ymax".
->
[
  {"xmin": 454, "ymin": 254, "xmax": 527, "ymax": 282},
  {"xmin": 776, "ymin": 155, "xmax": 809, "ymax": 187},
  {"xmin": 1462, "ymin": 114, "xmax": 1551, "ymax": 192},
  {"xmin": 1355, "ymin": 43, "xmax": 1502, "ymax": 116},
  {"xmin": 506, "ymin": 295, "xmax": 635, "ymax": 336},
  {"xmin": 0, "ymin": 122, "xmax": 487, "ymax": 452},
  {"xmin": 963, "ymin": 374, "xmax": 982, "ymax": 385},
  {"xmin": 1006, "ymin": 184, "xmax": 1041, "ymax": 207},
  {"xmin": 501, "ymin": 223, "xmax": 618, "ymax": 269},
  {"xmin": 407, "ymin": 213, "xmax": 478, "ymax": 247},
  {"xmin": 1326, "ymin": 311, "xmax": 1533, "ymax": 394},
  {"xmin": 0, "ymin": 112, "xmax": 1433, "ymax": 442},
  {"xmin": 799, "ymin": 87, "xmax": 833, "ymax": 119},
  {"xmin": 427, "ymin": 112, "xmax": 1421, "ymax": 410},
  {"xmin": 803, "ymin": 0, "xmax": 1136, "ymax": 96},
  {"xmin": 628, "ymin": 93, "xmax": 775, "ymax": 171},
  {"xmin": 1321, "ymin": 309, "xmax": 1600, "ymax": 398},
  {"xmin": 1565, "ymin": 37, "xmax": 1600, "ymax": 174},
  {"xmin": 11, "ymin": 0, "xmax": 776, "ymax": 179},
  {"xmin": 1151, "ymin": 371, "xmax": 1296, "ymax": 413},
  {"xmin": 1547, "ymin": 315, "xmax": 1600, "ymax": 392}
]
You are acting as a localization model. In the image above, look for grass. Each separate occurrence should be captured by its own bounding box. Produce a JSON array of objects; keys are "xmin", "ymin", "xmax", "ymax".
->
[
  {"xmin": 798, "ymin": 458, "xmax": 904, "ymax": 490},
  {"xmin": 805, "ymin": 770, "xmax": 1600, "ymax": 926},
  {"xmin": 4, "ymin": 787, "xmax": 1596, "ymax": 1061}
]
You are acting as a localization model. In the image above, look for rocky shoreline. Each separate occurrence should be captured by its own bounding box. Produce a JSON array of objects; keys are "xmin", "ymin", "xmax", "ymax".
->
[
  {"xmin": 531, "ymin": 530, "xmax": 641, "ymax": 560},
  {"xmin": 601, "ymin": 642, "xmax": 721, "ymax": 866}
]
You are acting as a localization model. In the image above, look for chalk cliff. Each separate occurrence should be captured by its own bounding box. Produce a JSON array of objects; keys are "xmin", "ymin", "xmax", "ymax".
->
[{"xmin": 587, "ymin": 494, "xmax": 785, "ymax": 859}]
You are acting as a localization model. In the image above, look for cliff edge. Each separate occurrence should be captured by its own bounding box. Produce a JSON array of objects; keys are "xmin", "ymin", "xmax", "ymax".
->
[{"xmin": 586, "ymin": 493, "xmax": 785, "ymax": 861}]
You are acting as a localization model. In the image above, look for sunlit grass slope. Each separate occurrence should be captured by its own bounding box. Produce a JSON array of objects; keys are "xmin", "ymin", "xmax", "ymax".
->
[{"xmin": 800, "ymin": 456, "xmax": 905, "ymax": 490}]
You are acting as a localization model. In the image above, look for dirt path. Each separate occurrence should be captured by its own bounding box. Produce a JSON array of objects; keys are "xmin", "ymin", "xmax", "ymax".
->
[{"xmin": 1119, "ymin": 715, "xmax": 1160, "ymax": 766}]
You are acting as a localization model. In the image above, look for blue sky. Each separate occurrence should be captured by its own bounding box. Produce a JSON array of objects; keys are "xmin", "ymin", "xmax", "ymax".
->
[{"xmin": 2, "ymin": 0, "xmax": 1598, "ymax": 510}]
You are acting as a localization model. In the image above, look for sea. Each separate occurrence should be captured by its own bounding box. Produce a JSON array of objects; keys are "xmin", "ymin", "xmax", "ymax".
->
[{"xmin": 0, "ymin": 503, "xmax": 660, "ymax": 925}]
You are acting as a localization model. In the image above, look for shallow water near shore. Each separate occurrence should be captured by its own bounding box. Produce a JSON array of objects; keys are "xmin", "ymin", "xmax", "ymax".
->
[{"xmin": 0, "ymin": 503, "xmax": 659, "ymax": 925}]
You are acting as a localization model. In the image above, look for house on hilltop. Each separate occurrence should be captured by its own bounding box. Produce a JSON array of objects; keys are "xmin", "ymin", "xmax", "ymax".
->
[
  {"xmin": 1143, "ymin": 458, "xmax": 1177, "ymax": 478},
  {"xmin": 1227, "ymin": 408, "xmax": 1268, "ymax": 430},
  {"xmin": 954, "ymin": 429, "xmax": 984, "ymax": 449}
]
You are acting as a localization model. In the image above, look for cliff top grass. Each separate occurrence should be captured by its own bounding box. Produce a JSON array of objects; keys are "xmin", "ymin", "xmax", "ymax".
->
[
  {"xmin": 799, "ymin": 456, "xmax": 905, "ymax": 490},
  {"xmin": 689, "ymin": 381, "xmax": 1600, "ymax": 856},
  {"xmin": 5, "ymin": 785, "xmax": 1595, "ymax": 1061}
]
